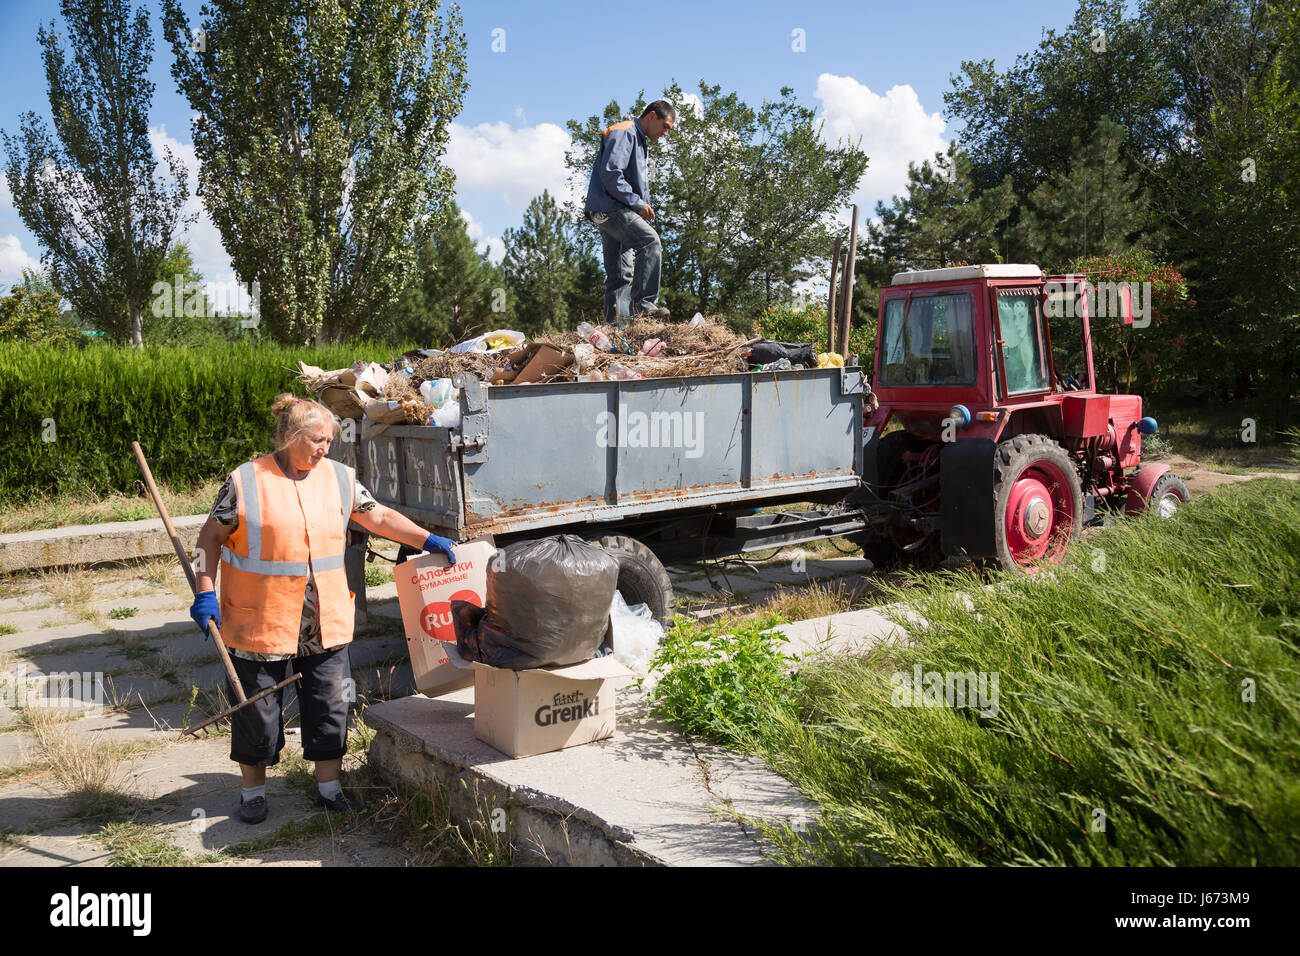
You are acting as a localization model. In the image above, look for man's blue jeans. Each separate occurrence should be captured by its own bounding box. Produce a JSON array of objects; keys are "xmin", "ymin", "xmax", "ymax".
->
[{"xmin": 592, "ymin": 207, "xmax": 662, "ymax": 322}]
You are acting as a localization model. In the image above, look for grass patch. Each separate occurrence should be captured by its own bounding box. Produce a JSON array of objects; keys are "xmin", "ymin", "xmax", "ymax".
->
[
  {"xmin": 108, "ymin": 607, "xmax": 138, "ymax": 620},
  {"xmin": 22, "ymin": 704, "xmax": 134, "ymax": 819},
  {"xmin": 713, "ymin": 478, "xmax": 1300, "ymax": 866},
  {"xmin": 98, "ymin": 821, "xmax": 193, "ymax": 866},
  {"xmin": 368, "ymin": 779, "xmax": 515, "ymax": 866},
  {"xmin": 1147, "ymin": 398, "xmax": 1297, "ymax": 468},
  {"xmin": 0, "ymin": 624, "xmax": 16, "ymax": 636},
  {"xmin": 757, "ymin": 578, "xmax": 876, "ymax": 622},
  {"xmin": 0, "ymin": 480, "xmax": 221, "ymax": 535}
]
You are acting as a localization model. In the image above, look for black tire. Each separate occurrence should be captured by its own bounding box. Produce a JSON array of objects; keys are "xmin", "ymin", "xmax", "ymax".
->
[
  {"xmin": 992, "ymin": 433, "xmax": 1083, "ymax": 574},
  {"xmin": 1149, "ymin": 472, "xmax": 1190, "ymax": 518},
  {"xmin": 855, "ymin": 533, "xmax": 902, "ymax": 573},
  {"xmin": 587, "ymin": 534, "xmax": 676, "ymax": 623}
]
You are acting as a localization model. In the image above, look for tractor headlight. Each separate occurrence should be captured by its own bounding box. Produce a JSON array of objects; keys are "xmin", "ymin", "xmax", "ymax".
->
[
  {"xmin": 949, "ymin": 404, "xmax": 971, "ymax": 428},
  {"xmin": 1138, "ymin": 416, "xmax": 1158, "ymax": 435}
]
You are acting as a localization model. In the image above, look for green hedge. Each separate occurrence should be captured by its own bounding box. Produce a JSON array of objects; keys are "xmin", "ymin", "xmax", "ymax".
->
[{"xmin": 0, "ymin": 342, "xmax": 402, "ymax": 505}]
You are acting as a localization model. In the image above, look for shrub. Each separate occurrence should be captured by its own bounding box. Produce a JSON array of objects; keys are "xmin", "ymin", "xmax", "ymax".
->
[{"xmin": 0, "ymin": 341, "xmax": 402, "ymax": 505}]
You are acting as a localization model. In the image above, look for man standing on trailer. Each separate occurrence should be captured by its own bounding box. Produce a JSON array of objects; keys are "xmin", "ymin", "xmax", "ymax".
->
[{"xmin": 584, "ymin": 100, "xmax": 676, "ymax": 324}]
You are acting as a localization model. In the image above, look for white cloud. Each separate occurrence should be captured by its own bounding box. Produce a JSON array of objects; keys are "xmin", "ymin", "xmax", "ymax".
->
[
  {"xmin": 0, "ymin": 234, "xmax": 41, "ymax": 289},
  {"xmin": 446, "ymin": 120, "xmax": 573, "ymax": 209},
  {"xmin": 459, "ymin": 208, "xmax": 504, "ymax": 264},
  {"xmin": 814, "ymin": 73, "xmax": 949, "ymax": 216},
  {"xmin": 148, "ymin": 125, "xmax": 235, "ymax": 290}
]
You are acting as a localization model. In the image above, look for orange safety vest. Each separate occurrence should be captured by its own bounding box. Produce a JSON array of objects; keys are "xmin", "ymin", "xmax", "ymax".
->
[{"xmin": 219, "ymin": 453, "xmax": 356, "ymax": 655}]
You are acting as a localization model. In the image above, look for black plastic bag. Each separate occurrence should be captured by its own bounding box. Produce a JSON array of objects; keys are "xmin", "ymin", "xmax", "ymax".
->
[
  {"xmin": 451, "ymin": 535, "xmax": 619, "ymax": 669},
  {"xmin": 743, "ymin": 340, "xmax": 817, "ymax": 368}
]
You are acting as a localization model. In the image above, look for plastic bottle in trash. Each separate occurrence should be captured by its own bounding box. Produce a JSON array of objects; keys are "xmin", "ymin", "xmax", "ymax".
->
[
  {"xmin": 572, "ymin": 342, "xmax": 595, "ymax": 371},
  {"xmin": 607, "ymin": 363, "xmax": 644, "ymax": 380},
  {"xmin": 576, "ymin": 321, "xmax": 612, "ymax": 352},
  {"xmin": 577, "ymin": 369, "xmax": 605, "ymax": 382}
]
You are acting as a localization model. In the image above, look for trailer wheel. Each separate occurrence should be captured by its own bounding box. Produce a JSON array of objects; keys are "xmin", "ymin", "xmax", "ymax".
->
[
  {"xmin": 588, "ymin": 534, "xmax": 676, "ymax": 623},
  {"xmin": 993, "ymin": 434, "xmax": 1083, "ymax": 574},
  {"xmin": 1148, "ymin": 473, "xmax": 1190, "ymax": 518}
]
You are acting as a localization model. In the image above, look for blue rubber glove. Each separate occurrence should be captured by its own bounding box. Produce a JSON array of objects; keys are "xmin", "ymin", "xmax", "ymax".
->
[
  {"xmin": 423, "ymin": 533, "xmax": 457, "ymax": 565},
  {"xmin": 190, "ymin": 590, "xmax": 221, "ymax": 639}
]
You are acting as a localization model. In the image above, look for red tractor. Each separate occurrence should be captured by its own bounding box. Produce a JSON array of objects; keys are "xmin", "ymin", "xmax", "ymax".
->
[{"xmin": 858, "ymin": 264, "xmax": 1189, "ymax": 574}]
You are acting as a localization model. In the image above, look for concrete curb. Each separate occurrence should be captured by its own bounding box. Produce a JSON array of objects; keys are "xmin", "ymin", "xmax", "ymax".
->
[{"xmin": 0, "ymin": 515, "xmax": 207, "ymax": 574}]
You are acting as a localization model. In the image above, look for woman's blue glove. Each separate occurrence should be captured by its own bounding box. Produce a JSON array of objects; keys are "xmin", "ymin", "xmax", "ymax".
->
[
  {"xmin": 423, "ymin": 533, "xmax": 457, "ymax": 564},
  {"xmin": 190, "ymin": 590, "xmax": 221, "ymax": 639}
]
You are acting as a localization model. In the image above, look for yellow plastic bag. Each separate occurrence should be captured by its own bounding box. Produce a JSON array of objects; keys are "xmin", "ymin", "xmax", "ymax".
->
[{"xmin": 816, "ymin": 351, "xmax": 844, "ymax": 368}]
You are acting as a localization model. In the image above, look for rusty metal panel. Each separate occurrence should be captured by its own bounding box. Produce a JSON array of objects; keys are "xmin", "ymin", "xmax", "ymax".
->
[{"xmin": 749, "ymin": 370, "xmax": 860, "ymax": 485}]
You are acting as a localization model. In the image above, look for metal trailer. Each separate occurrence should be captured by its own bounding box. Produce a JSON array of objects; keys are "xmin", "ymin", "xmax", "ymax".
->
[{"xmin": 334, "ymin": 365, "xmax": 870, "ymax": 620}]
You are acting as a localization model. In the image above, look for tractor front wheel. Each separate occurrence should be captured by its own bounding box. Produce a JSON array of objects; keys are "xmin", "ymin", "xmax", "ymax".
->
[
  {"xmin": 992, "ymin": 434, "xmax": 1083, "ymax": 574},
  {"xmin": 1149, "ymin": 472, "xmax": 1190, "ymax": 518}
]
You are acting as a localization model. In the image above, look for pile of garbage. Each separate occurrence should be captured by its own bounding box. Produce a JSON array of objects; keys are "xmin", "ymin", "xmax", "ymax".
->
[{"xmin": 297, "ymin": 313, "xmax": 845, "ymax": 434}]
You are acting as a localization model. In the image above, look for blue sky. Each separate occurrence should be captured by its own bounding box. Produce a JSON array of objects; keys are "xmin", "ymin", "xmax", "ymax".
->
[{"xmin": 0, "ymin": 0, "xmax": 1084, "ymax": 291}]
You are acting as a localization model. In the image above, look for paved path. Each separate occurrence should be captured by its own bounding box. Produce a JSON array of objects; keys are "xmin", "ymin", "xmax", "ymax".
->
[{"xmin": 0, "ymin": 541, "xmax": 880, "ymax": 866}]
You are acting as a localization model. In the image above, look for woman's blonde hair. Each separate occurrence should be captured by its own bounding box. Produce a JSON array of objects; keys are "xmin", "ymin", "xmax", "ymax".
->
[{"xmin": 270, "ymin": 394, "xmax": 341, "ymax": 450}]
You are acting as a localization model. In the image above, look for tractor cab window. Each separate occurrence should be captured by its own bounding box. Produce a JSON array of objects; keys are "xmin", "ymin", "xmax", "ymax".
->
[
  {"xmin": 995, "ymin": 291, "xmax": 1050, "ymax": 395},
  {"xmin": 879, "ymin": 293, "xmax": 976, "ymax": 386},
  {"xmin": 1045, "ymin": 294, "xmax": 1089, "ymax": 391}
]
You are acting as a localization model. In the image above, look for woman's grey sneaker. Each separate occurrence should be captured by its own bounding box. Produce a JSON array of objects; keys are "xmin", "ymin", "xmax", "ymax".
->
[{"xmin": 239, "ymin": 795, "xmax": 268, "ymax": 824}]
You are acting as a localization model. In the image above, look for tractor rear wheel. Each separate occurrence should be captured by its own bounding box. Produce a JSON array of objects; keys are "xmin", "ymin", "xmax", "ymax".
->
[{"xmin": 992, "ymin": 434, "xmax": 1083, "ymax": 574}]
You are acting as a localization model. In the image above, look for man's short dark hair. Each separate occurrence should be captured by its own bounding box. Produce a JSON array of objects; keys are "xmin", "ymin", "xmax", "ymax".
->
[{"xmin": 642, "ymin": 100, "xmax": 677, "ymax": 122}]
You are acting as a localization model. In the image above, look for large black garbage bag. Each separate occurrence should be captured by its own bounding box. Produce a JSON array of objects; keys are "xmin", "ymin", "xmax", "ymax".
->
[
  {"xmin": 451, "ymin": 535, "xmax": 619, "ymax": 669},
  {"xmin": 743, "ymin": 340, "xmax": 817, "ymax": 368}
]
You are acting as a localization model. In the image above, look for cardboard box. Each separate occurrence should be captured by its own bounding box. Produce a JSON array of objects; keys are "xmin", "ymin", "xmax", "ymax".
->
[
  {"xmin": 395, "ymin": 539, "xmax": 496, "ymax": 697},
  {"xmin": 444, "ymin": 644, "xmax": 635, "ymax": 758},
  {"xmin": 489, "ymin": 342, "xmax": 571, "ymax": 385}
]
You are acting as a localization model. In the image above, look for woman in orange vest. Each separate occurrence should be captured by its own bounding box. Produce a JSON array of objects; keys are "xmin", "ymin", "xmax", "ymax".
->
[{"xmin": 188, "ymin": 394, "xmax": 457, "ymax": 825}]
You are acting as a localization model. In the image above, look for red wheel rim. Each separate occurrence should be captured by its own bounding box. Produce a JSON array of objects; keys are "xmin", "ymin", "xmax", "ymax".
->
[{"xmin": 1004, "ymin": 460, "xmax": 1075, "ymax": 570}]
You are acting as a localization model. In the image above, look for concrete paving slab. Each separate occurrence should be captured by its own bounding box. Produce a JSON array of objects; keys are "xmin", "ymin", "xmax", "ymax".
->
[
  {"xmin": 0, "ymin": 830, "xmax": 112, "ymax": 867},
  {"xmin": 0, "ymin": 514, "xmax": 207, "ymax": 574},
  {"xmin": 775, "ymin": 605, "xmax": 913, "ymax": 659},
  {"xmin": 0, "ymin": 730, "xmax": 37, "ymax": 768},
  {"xmin": 364, "ymin": 686, "xmax": 816, "ymax": 867}
]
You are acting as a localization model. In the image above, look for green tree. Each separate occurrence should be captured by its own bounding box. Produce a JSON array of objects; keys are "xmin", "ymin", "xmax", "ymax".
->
[
  {"xmin": 566, "ymin": 81, "xmax": 868, "ymax": 316},
  {"xmin": 162, "ymin": 0, "xmax": 468, "ymax": 344},
  {"xmin": 391, "ymin": 206, "xmax": 504, "ymax": 347},
  {"xmin": 142, "ymin": 241, "xmax": 233, "ymax": 344},
  {"xmin": 945, "ymin": 0, "xmax": 1180, "ymax": 199},
  {"xmin": 2, "ymin": 0, "xmax": 190, "ymax": 347},
  {"xmin": 1161, "ymin": 1, "xmax": 1300, "ymax": 425},
  {"xmin": 502, "ymin": 190, "xmax": 586, "ymax": 336},
  {"xmin": 1017, "ymin": 119, "xmax": 1159, "ymax": 271},
  {"xmin": 868, "ymin": 144, "xmax": 1016, "ymax": 271},
  {"xmin": 0, "ymin": 269, "xmax": 73, "ymax": 344}
]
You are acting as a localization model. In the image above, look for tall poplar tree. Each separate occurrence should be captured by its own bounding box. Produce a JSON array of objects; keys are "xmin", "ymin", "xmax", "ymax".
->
[
  {"xmin": 162, "ymin": 0, "xmax": 468, "ymax": 343},
  {"xmin": 2, "ymin": 0, "xmax": 189, "ymax": 347}
]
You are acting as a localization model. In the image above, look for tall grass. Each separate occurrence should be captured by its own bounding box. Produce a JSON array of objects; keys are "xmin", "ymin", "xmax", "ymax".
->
[
  {"xmin": 0, "ymin": 341, "xmax": 402, "ymax": 505},
  {"xmin": 653, "ymin": 478, "xmax": 1299, "ymax": 865}
]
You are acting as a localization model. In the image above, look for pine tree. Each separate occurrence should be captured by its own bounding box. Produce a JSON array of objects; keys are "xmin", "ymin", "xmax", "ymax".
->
[
  {"xmin": 869, "ymin": 144, "xmax": 1016, "ymax": 270},
  {"xmin": 391, "ymin": 206, "xmax": 504, "ymax": 347},
  {"xmin": 502, "ymin": 190, "xmax": 583, "ymax": 336},
  {"xmin": 1017, "ymin": 119, "xmax": 1158, "ymax": 271}
]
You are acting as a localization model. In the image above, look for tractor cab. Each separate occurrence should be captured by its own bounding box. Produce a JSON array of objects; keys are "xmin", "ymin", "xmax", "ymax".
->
[{"xmin": 860, "ymin": 264, "xmax": 1185, "ymax": 573}]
